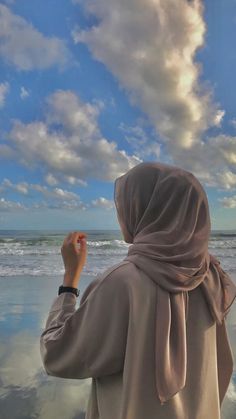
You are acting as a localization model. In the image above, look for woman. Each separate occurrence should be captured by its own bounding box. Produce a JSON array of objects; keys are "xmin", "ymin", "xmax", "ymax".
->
[{"xmin": 40, "ymin": 161, "xmax": 236, "ymax": 419}]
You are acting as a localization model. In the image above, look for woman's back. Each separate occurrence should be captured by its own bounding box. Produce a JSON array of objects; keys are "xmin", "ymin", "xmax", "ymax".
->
[
  {"xmin": 86, "ymin": 260, "xmax": 230, "ymax": 419},
  {"xmin": 41, "ymin": 162, "xmax": 235, "ymax": 419}
]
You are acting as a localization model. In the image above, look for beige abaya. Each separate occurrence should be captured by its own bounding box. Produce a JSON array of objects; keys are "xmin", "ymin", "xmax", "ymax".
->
[{"xmin": 40, "ymin": 161, "xmax": 236, "ymax": 419}]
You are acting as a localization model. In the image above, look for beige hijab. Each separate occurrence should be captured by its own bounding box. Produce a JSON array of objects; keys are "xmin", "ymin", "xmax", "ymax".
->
[{"xmin": 114, "ymin": 161, "xmax": 236, "ymax": 405}]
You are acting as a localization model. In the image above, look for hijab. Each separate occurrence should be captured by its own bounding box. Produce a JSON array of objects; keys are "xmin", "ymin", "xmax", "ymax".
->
[{"xmin": 114, "ymin": 161, "xmax": 236, "ymax": 405}]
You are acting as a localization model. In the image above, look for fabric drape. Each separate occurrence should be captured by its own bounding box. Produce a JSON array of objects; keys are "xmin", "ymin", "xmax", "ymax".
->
[{"xmin": 114, "ymin": 161, "xmax": 236, "ymax": 405}]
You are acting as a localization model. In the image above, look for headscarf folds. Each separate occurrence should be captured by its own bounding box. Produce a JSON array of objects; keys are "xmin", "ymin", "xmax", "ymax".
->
[{"xmin": 114, "ymin": 161, "xmax": 236, "ymax": 405}]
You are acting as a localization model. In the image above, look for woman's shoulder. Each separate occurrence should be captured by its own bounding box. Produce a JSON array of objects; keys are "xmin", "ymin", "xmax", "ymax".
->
[
  {"xmin": 80, "ymin": 260, "xmax": 134, "ymax": 305},
  {"xmin": 94, "ymin": 260, "xmax": 134, "ymax": 290},
  {"xmin": 100, "ymin": 259, "xmax": 133, "ymax": 279}
]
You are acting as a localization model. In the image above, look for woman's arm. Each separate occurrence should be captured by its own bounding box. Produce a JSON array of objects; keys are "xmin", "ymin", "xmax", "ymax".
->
[{"xmin": 40, "ymin": 273, "xmax": 129, "ymax": 379}]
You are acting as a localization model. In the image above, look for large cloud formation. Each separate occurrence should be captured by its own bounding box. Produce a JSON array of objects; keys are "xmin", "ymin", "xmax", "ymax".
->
[
  {"xmin": 3, "ymin": 90, "xmax": 141, "ymax": 183},
  {"xmin": 0, "ymin": 4, "xmax": 71, "ymax": 70},
  {"xmin": 72, "ymin": 0, "xmax": 236, "ymax": 190},
  {"xmin": 72, "ymin": 0, "xmax": 223, "ymax": 148}
]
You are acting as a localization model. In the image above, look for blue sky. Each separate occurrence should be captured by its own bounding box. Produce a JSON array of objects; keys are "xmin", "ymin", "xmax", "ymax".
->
[{"xmin": 0, "ymin": 0, "xmax": 236, "ymax": 230}]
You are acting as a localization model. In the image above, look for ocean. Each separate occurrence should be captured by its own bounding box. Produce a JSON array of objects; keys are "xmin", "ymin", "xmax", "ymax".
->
[
  {"xmin": 1, "ymin": 229, "xmax": 236, "ymax": 277},
  {"xmin": 0, "ymin": 229, "xmax": 235, "ymax": 418}
]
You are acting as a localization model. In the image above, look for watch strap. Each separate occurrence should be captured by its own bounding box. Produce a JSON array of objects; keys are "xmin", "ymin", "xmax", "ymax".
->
[{"xmin": 58, "ymin": 285, "xmax": 80, "ymax": 297}]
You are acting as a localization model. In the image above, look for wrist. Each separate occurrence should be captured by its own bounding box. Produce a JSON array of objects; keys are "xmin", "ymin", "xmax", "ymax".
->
[{"xmin": 63, "ymin": 272, "xmax": 79, "ymax": 288}]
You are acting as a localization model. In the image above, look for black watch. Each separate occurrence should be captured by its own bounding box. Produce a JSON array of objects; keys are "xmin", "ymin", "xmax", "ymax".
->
[{"xmin": 58, "ymin": 285, "xmax": 80, "ymax": 297}]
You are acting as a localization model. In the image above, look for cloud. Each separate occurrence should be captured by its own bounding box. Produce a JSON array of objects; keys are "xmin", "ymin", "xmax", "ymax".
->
[
  {"xmin": 0, "ymin": 178, "xmax": 120, "ymax": 211},
  {"xmin": 4, "ymin": 89, "xmax": 141, "ymax": 183},
  {"xmin": 90, "ymin": 196, "xmax": 114, "ymax": 210},
  {"xmin": 64, "ymin": 176, "xmax": 88, "ymax": 187},
  {"xmin": 31, "ymin": 199, "xmax": 88, "ymax": 211},
  {"xmin": 0, "ymin": 197, "xmax": 26, "ymax": 211},
  {"xmin": 31, "ymin": 184, "xmax": 80, "ymax": 201},
  {"xmin": 0, "ymin": 177, "xmax": 124, "ymax": 212},
  {"xmin": 0, "ymin": 176, "xmax": 90, "ymax": 211},
  {"xmin": 0, "ymin": 329, "xmax": 91, "ymax": 418},
  {"xmin": 170, "ymin": 134, "xmax": 236, "ymax": 190},
  {"xmin": 0, "ymin": 81, "xmax": 9, "ymax": 108},
  {"xmin": 44, "ymin": 173, "xmax": 59, "ymax": 187},
  {"xmin": 1, "ymin": 177, "xmax": 29, "ymax": 194},
  {"xmin": 44, "ymin": 173, "xmax": 87, "ymax": 187},
  {"xmin": 71, "ymin": 0, "xmax": 223, "ymax": 149},
  {"xmin": 0, "ymin": 197, "xmax": 88, "ymax": 212},
  {"xmin": 0, "ymin": 4, "xmax": 71, "ymax": 70},
  {"xmin": 71, "ymin": 0, "xmax": 236, "ymax": 191},
  {"xmin": 119, "ymin": 121, "xmax": 161, "ymax": 159},
  {"xmin": 20, "ymin": 86, "xmax": 30, "ymax": 99},
  {"xmin": 0, "ymin": 178, "xmax": 89, "ymax": 211},
  {"xmin": 218, "ymin": 195, "xmax": 236, "ymax": 209},
  {"xmin": 0, "ymin": 178, "xmax": 122, "ymax": 211}
]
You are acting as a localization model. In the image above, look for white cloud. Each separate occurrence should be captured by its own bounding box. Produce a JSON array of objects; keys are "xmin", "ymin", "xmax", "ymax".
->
[
  {"xmin": 5, "ymin": 89, "xmax": 141, "ymax": 183},
  {"xmin": 0, "ymin": 81, "xmax": 9, "ymax": 108},
  {"xmin": 0, "ymin": 177, "xmax": 87, "ymax": 200},
  {"xmin": 44, "ymin": 173, "xmax": 59, "ymax": 186},
  {"xmin": 2, "ymin": 178, "xmax": 29, "ymax": 194},
  {"xmin": 214, "ymin": 109, "xmax": 225, "ymax": 126},
  {"xmin": 32, "ymin": 184, "xmax": 80, "ymax": 201},
  {"xmin": 218, "ymin": 195, "xmax": 236, "ymax": 208},
  {"xmin": 64, "ymin": 175, "xmax": 88, "ymax": 187},
  {"xmin": 0, "ymin": 196, "xmax": 88, "ymax": 212},
  {"xmin": 0, "ymin": 178, "xmax": 90, "ymax": 211},
  {"xmin": 44, "ymin": 172, "xmax": 88, "ymax": 187},
  {"xmin": 32, "ymin": 199, "xmax": 88, "ymax": 211},
  {"xmin": 0, "ymin": 5, "xmax": 71, "ymax": 70},
  {"xmin": 45, "ymin": 89, "xmax": 101, "ymax": 137},
  {"xmin": 0, "ymin": 329, "xmax": 91, "ymax": 418},
  {"xmin": 90, "ymin": 196, "xmax": 114, "ymax": 210},
  {"xmin": 71, "ymin": 0, "xmax": 223, "ymax": 149},
  {"xmin": 171, "ymin": 134, "xmax": 236, "ymax": 190},
  {"xmin": 20, "ymin": 86, "xmax": 30, "ymax": 99},
  {"xmin": 0, "ymin": 197, "xmax": 26, "ymax": 211},
  {"xmin": 0, "ymin": 177, "xmax": 119, "ymax": 212},
  {"xmin": 71, "ymin": 0, "xmax": 236, "ymax": 190}
]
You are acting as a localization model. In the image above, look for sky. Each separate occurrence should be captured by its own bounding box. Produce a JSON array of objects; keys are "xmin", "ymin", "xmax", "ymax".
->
[{"xmin": 0, "ymin": 0, "xmax": 236, "ymax": 230}]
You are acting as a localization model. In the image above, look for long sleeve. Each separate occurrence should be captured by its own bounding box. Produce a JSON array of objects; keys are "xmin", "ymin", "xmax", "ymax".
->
[{"xmin": 40, "ymin": 273, "xmax": 129, "ymax": 380}]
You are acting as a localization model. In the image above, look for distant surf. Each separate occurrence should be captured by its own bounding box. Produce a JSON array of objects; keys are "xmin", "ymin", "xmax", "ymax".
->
[{"xmin": 0, "ymin": 229, "xmax": 236, "ymax": 277}]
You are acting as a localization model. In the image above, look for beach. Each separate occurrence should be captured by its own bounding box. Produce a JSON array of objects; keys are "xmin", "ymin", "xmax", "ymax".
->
[{"xmin": 0, "ymin": 229, "xmax": 235, "ymax": 419}]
